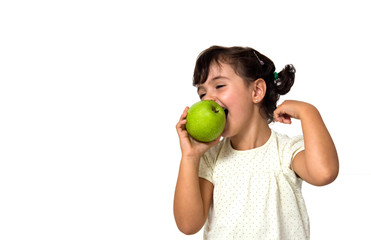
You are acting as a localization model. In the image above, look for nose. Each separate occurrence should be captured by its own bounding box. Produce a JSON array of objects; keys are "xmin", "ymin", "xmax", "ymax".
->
[
  {"xmin": 203, "ymin": 95, "xmax": 216, "ymax": 101},
  {"xmin": 203, "ymin": 95, "xmax": 222, "ymax": 107},
  {"xmin": 203, "ymin": 91, "xmax": 217, "ymax": 101},
  {"xmin": 203, "ymin": 88, "xmax": 216, "ymax": 101}
]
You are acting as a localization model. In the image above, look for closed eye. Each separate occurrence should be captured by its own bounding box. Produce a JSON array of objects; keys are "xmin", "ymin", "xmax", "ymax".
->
[
  {"xmin": 199, "ymin": 93, "xmax": 206, "ymax": 99},
  {"xmin": 216, "ymin": 85, "xmax": 225, "ymax": 89}
]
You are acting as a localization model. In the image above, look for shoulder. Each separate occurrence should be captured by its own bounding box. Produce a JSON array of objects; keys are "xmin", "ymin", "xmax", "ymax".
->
[
  {"xmin": 199, "ymin": 138, "xmax": 228, "ymax": 183},
  {"xmin": 272, "ymin": 130, "xmax": 305, "ymax": 168},
  {"xmin": 273, "ymin": 130, "xmax": 304, "ymax": 150},
  {"xmin": 202, "ymin": 137, "xmax": 228, "ymax": 163}
]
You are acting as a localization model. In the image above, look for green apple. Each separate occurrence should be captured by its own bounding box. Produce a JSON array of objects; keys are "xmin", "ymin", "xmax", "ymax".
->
[{"xmin": 186, "ymin": 100, "xmax": 226, "ymax": 142}]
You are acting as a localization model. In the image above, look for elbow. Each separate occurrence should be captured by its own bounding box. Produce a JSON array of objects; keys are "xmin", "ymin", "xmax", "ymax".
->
[
  {"xmin": 176, "ymin": 222, "xmax": 202, "ymax": 235},
  {"xmin": 180, "ymin": 228, "xmax": 200, "ymax": 236},
  {"xmin": 311, "ymin": 174, "xmax": 337, "ymax": 186},
  {"xmin": 307, "ymin": 155, "xmax": 339, "ymax": 186},
  {"xmin": 311, "ymin": 167, "xmax": 339, "ymax": 186},
  {"xmin": 174, "ymin": 214, "xmax": 205, "ymax": 235},
  {"xmin": 173, "ymin": 204, "xmax": 206, "ymax": 235}
]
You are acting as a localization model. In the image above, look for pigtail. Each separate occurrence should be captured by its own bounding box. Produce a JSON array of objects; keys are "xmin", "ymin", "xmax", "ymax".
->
[{"xmin": 275, "ymin": 64, "xmax": 295, "ymax": 95}]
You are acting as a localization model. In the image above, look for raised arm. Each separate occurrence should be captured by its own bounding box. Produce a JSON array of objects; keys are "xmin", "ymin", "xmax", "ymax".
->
[
  {"xmin": 173, "ymin": 107, "xmax": 217, "ymax": 234},
  {"xmin": 274, "ymin": 100, "xmax": 339, "ymax": 186}
]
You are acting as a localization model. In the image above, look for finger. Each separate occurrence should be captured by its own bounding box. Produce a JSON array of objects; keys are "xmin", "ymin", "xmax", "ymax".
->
[
  {"xmin": 281, "ymin": 115, "xmax": 292, "ymax": 124},
  {"xmin": 273, "ymin": 109, "xmax": 281, "ymax": 122},
  {"xmin": 176, "ymin": 119, "xmax": 187, "ymax": 134},
  {"xmin": 274, "ymin": 116, "xmax": 283, "ymax": 123},
  {"xmin": 176, "ymin": 118, "xmax": 187, "ymax": 127},
  {"xmin": 275, "ymin": 114, "xmax": 292, "ymax": 124},
  {"xmin": 210, "ymin": 135, "xmax": 222, "ymax": 146},
  {"xmin": 273, "ymin": 105, "xmax": 281, "ymax": 115},
  {"xmin": 179, "ymin": 107, "xmax": 189, "ymax": 121},
  {"xmin": 284, "ymin": 119, "xmax": 292, "ymax": 124},
  {"xmin": 176, "ymin": 107, "xmax": 189, "ymax": 134},
  {"xmin": 274, "ymin": 104, "xmax": 289, "ymax": 120}
]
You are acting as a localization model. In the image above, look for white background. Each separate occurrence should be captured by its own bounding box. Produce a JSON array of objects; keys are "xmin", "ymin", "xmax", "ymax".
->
[{"xmin": 1, "ymin": 0, "xmax": 370, "ymax": 239}]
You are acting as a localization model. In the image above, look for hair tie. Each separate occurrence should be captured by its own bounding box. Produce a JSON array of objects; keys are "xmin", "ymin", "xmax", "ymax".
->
[{"xmin": 273, "ymin": 72, "xmax": 279, "ymax": 80}]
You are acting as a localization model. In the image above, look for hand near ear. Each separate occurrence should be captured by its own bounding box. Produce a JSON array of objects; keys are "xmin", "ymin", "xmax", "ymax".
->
[{"xmin": 273, "ymin": 100, "xmax": 313, "ymax": 124}]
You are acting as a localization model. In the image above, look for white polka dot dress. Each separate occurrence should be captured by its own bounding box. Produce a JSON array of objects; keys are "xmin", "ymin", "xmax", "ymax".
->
[{"xmin": 199, "ymin": 130, "xmax": 309, "ymax": 240}]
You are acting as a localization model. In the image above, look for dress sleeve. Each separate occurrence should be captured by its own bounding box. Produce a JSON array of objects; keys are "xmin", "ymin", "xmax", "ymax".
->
[
  {"xmin": 285, "ymin": 135, "xmax": 305, "ymax": 171},
  {"xmin": 198, "ymin": 152, "xmax": 214, "ymax": 184}
]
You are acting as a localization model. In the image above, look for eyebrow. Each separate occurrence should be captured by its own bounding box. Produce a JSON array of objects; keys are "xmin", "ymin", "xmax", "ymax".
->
[{"xmin": 197, "ymin": 76, "xmax": 228, "ymax": 93}]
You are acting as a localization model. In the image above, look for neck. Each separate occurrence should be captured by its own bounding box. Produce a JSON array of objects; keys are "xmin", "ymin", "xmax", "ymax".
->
[{"xmin": 230, "ymin": 116, "xmax": 271, "ymax": 151}]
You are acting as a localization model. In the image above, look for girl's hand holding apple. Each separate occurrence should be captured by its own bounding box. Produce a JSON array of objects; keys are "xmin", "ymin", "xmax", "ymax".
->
[{"xmin": 176, "ymin": 105, "xmax": 221, "ymax": 161}]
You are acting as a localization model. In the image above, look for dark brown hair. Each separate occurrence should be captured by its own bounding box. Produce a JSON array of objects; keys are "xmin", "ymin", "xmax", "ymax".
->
[{"xmin": 193, "ymin": 46, "xmax": 295, "ymax": 123}]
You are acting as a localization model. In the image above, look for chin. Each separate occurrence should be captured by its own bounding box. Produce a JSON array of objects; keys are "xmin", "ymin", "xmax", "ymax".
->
[
  {"xmin": 221, "ymin": 129, "xmax": 232, "ymax": 139},
  {"xmin": 221, "ymin": 123, "xmax": 240, "ymax": 139}
]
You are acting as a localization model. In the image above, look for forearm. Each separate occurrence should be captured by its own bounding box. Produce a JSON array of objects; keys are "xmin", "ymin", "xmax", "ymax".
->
[
  {"xmin": 300, "ymin": 104, "xmax": 339, "ymax": 181},
  {"xmin": 174, "ymin": 157, "xmax": 205, "ymax": 233}
]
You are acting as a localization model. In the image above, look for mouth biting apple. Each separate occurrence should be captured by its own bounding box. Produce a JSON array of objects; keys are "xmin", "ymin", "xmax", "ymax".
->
[{"xmin": 223, "ymin": 108, "xmax": 229, "ymax": 119}]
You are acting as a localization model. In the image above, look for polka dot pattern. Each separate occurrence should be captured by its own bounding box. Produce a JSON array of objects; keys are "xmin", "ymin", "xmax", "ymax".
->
[{"xmin": 199, "ymin": 130, "xmax": 309, "ymax": 239}]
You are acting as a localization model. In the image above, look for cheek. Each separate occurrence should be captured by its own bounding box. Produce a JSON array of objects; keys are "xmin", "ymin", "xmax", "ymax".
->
[
  {"xmin": 226, "ymin": 93, "xmax": 251, "ymax": 112},
  {"xmin": 225, "ymin": 94, "xmax": 254, "ymax": 125},
  {"xmin": 220, "ymin": 84, "xmax": 252, "ymax": 113}
]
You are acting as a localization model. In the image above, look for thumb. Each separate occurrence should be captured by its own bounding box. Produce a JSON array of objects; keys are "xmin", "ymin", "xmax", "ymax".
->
[{"xmin": 210, "ymin": 135, "xmax": 222, "ymax": 146}]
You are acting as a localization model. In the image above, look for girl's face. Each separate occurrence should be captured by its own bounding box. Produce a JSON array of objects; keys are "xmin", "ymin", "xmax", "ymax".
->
[{"xmin": 196, "ymin": 62, "xmax": 255, "ymax": 138}]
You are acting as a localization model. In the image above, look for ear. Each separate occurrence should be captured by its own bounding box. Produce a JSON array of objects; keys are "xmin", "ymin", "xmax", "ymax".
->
[{"xmin": 251, "ymin": 78, "xmax": 267, "ymax": 103}]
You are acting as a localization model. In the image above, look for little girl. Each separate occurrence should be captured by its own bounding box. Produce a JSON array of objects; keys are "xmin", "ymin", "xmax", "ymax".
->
[{"xmin": 173, "ymin": 46, "xmax": 339, "ymax": 239}]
